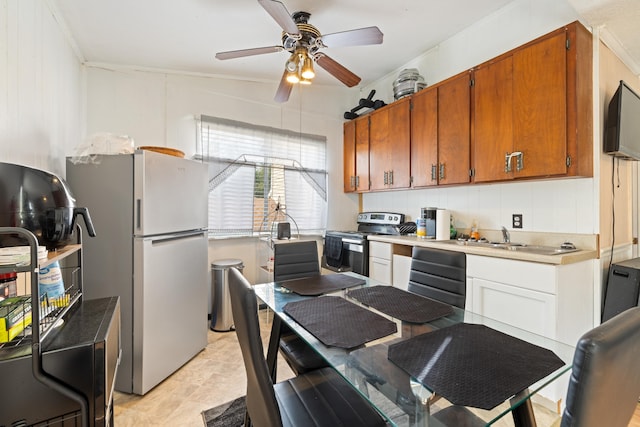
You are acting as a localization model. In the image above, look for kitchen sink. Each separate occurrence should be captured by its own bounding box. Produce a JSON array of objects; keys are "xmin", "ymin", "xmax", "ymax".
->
[{"xmin": 440, "ymin": 240, "xmax": 579, "ymax": 255}]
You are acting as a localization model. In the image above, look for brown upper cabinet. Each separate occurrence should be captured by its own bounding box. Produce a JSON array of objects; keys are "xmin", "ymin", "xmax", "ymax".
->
[
  {"xmin": 411, "ymin": 71, "xmax": 472, "ymax": 187},
  {"xmin": 342, "ymin": 21, "xmax": 592, "ymax": 193},
  {"xmin": 343, "ymin": 115, "xmax": 370, "ymax": 192},
  {"xmin": 473, "ymin": 22, "xmax": 593, "ymax": 182},
  {"xmin": 369, "ymin": 97, "xmax": 411, "ymax": 190}
]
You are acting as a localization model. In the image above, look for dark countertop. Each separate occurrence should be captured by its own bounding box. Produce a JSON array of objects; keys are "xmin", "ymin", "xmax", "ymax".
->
[{"xmin": 0, "ymin": 296, "xmax": 119, "ymax": 360}]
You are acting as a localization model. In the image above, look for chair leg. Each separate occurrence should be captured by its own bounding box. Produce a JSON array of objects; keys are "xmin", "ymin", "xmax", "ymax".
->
[
  {"xmin": 510, "ymin": 389, "xmax": 537, "ymax": 427},
  {"xmin": 266, "ymin": 315, "xmax": 283, "ymax": 382}
]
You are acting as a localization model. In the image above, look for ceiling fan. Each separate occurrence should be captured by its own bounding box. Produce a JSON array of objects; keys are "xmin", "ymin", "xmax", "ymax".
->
[{"xmin": 215, "ymin": 0, "xmax": 383, "ymax": 103}]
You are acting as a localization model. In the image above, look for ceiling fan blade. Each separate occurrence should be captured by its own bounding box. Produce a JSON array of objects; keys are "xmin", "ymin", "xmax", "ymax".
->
[
  {"xmin": 321, "ymin": 26, "xmax": 383, "ymax": 48},
  {"xmin": 215, "ymin": 45, "xmax": 284, "ymax": 60},
  {"xmin": 315, "ymin": 54, "xmax": 361, "ymax": 87},
  {"xmin": 257, "ymin": 0, "xmax": 300, "ymax": 35},
  {"xmin": 274, "ymin": 70, "xmax": 293, "ymax": 103}
]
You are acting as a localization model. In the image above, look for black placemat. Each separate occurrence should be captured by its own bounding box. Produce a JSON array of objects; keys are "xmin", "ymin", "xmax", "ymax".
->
[
  {"xmin": 387, "ymin": 323, "xmax": 565, "ymax": 410},
  {"xmin": 283, "ymin": 296, "xmax": 397, "ymax": 349},
  {"xmin": 347, "ymin": 285, "xmax": 454, "ymax": 323},
  {"xmin": 278, "ymin": 274, "xmax": 365, "ymax": 296}
]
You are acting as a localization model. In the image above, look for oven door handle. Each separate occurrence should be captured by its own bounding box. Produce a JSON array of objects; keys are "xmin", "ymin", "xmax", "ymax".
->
[
  {"xmin": 346, "ymin": 243, "xmax": 363, "ymax": 253},
  {"xmin": 341, "ymin": 237, "xmax": 364, "ymax": 245}
]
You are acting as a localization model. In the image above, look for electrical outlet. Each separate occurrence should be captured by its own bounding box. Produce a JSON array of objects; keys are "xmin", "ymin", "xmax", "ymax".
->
[{"xmin": 512, "ymin": 214, "xmax": 523, "ymax": 229}]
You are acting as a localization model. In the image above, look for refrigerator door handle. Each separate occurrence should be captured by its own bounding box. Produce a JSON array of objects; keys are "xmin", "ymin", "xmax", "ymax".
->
[
  {"xmin": 136, "ymin": 199, "xmax": 142, "ymax": 230},
  {"xmin": 149, "ymin": 231, "xmax": 206, "ymax": 246}
]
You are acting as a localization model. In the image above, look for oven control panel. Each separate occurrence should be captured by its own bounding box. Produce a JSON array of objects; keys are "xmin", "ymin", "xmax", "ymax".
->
[{"xmin": 357, "ymin": 212, "xmax": 405, "ymax": 225}]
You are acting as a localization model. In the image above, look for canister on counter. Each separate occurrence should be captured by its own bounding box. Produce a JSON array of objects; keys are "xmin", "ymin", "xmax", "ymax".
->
[{"xmin": 416, "ymin": 218, "xmax": 426, "ymax": 238}]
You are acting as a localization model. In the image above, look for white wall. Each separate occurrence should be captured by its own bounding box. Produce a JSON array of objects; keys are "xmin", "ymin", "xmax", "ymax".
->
[
  {"xmin": 0, "ymin": 0, "xmax": 603, "ymax": 284},
  {"xmin": 0, "ymin": 0, "xmax": 83, "ymax": 176},
  {"xmin": 360, "ymin": 0, "xmax": 582, "ymax": 104},
  {"xmin": 83, "ymin": 66, "xmax": 360, "ymax": 282},
  {"xmin": 358, "ymin": 0, "xmax": 598, "ymax": 236}
]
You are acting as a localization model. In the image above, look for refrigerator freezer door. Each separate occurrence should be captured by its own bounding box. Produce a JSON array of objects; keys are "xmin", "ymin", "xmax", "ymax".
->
[
  {"xmin": 133, "ymin": 230, "xmax": 208, "ymax": 395},
  {"xmin": 67, "ymin": 155, "xmax": 136, "ymax": 393},
  {"xmin": 134, "ymin": 150, "xmax": 208, "ymax": 236}
]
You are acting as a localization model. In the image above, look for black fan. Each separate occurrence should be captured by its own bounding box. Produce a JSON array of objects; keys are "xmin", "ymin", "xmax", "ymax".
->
[{"xmin": 215, "ymin": 0, "xmax": 383, "ymax": 102}]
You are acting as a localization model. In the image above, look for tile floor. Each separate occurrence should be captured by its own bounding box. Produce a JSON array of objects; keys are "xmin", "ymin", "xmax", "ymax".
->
[
  {"xmin": 113, "ymin": 312, "xmax": 640, "ymax": 427},
  {"xmin": 113, "ymin": 312, "xmax": 292, "ymax": 427}
]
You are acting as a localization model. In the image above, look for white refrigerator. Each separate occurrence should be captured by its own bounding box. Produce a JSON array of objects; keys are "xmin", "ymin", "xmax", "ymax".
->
[{"xmin": 66, "ymin": 150, "xmax": 209, "ymax": 395}]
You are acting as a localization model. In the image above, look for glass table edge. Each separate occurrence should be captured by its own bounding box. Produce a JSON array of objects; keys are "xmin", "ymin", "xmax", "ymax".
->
[{"xmin": 253, "ymin": 274, "xmax": 575, "ymax": 426}]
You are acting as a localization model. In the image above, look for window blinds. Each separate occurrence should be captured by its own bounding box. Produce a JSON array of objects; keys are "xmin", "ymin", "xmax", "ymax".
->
[{"xmin": 198, "ymin": 115, "xmax": 328, "ymax": 238}]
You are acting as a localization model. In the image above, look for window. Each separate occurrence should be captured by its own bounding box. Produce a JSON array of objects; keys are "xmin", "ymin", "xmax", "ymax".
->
[{"xmin": 198, "ymin": 115, "xmax": 327, "ymax": 238}]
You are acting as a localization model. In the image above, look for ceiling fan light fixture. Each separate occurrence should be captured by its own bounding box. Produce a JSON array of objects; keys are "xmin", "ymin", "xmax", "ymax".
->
[
  {"xmin": 301, "ymin": 55, "xmax": 315, "ymax": 79},
  {"xmin": 285, "ymin": 54, "xmax": 298, "ymax": 73},
  {"xmin": 216, "ymin": 3, "xmax": 381, "ymax": 102},
  {"xmin": 285, "ymin": 70, "xmax": 300, "ymax": 84}
]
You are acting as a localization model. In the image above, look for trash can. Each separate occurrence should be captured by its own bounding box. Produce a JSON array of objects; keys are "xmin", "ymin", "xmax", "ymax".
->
[{"xmin": 210, "ymin": 259, "xmax": 244, "ymax": 331}]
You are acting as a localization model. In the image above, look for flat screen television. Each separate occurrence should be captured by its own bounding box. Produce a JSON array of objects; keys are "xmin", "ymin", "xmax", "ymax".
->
[{"xmin": 604, "ymin": 80, "xmax": 640, "ymax": 161}]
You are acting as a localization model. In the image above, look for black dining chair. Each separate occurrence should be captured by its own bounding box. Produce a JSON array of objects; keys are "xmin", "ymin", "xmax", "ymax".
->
[
  {"xmin": 407, "ymin": 246, "xmax": 467, "ymax": 308},
  {"xmin": 273, "ymin": 240, "xmax": 320, "ymax": 281},
  {"xmin": 406, "ymin": 247, "xmax": 482, "ymax": 424},
  {"xmin": 559, "ymin": 306, "xmax": 640, "ymax": 427},
  {"xmin": 228, "ymin": 267, "xmax": 388, "ymax": 427},
  {"xmin": 272, "ymin": 240, "xmax": 329, "ymax": 375}
]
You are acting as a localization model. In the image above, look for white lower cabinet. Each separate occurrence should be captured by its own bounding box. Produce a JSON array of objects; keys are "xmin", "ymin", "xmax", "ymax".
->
[
  {"xmin": 467, "ymin": 254, "xmax": 595, "ymax": 408},
  {"xmin": 369, "ymin": 241, "xmax": 393, "ymax": 285},
  {"xmin": 392, "ymin": 254, "xmax": 411, "ymax": 290},
  {"xmin": 472, "ymin": 277, "xmax": 557, "ymax": 338},
  {"xmin": 467, "ymin": 254, "xmax": 594, "ymax": 345}
]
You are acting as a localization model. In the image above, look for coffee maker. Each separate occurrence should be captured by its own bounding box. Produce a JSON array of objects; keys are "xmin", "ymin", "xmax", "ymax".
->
[
  {"xmin": 420, "ymin": 207, "xmax": 451, "ymax": 240},
  {"xmin": 422, "ymin": 207, "xmax": 437, "ymax": 239}
]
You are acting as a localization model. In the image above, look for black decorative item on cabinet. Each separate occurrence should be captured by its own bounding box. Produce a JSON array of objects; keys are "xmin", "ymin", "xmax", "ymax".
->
[
  {"xmin": 0, "ymin": 227, "xmax": 121, "ymax": 427},
  {"xmin": 343, "ymin": 89, "xmax": 387, "ymax": 120}
]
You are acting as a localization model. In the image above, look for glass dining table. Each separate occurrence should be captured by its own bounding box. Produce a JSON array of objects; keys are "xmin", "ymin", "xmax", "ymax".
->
[{"xmin": 253, "ymin": 272, "xmax": 574, "ymax": 427}]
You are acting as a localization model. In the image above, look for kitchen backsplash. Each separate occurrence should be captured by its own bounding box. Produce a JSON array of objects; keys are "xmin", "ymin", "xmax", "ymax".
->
[{"xmin": 362, "ymin": 177, "xmax": 595, "ymax": 235}]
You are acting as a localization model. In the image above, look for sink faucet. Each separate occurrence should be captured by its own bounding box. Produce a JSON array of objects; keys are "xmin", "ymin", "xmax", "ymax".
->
[{"xmin": 501, "ymin": 226, "xmax": 510, "ymax": 243}]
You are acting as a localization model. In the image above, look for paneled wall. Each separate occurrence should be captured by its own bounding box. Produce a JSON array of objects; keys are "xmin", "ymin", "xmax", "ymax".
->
[
  {"xmin": 83, "ymin": 66, "xmax": 357, "ymax": 283},
  {"xmin": 359, "ymin": 0, "xmax": 599, "ymax": 235},
  {"xmin": 598, "ymin": 42, "xmax": 640, "ymax": 255},
  {"xmin": 5, "ymin": 0, "xmax": 640, "ymax": 290},
  {"xmin": 0, "ymin": 0, "xmax": 83, "ymax": 175}
]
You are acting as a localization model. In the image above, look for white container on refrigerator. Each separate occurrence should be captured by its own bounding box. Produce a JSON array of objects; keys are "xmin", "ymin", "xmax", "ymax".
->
[{"xmin": 66, "ymin": 150, "xmax": 209, "ymax": 395}]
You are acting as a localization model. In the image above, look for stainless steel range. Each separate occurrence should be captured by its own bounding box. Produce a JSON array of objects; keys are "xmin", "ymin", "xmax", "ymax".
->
[{"xmin": 322, "ymin": 212, "xmax": 412, "ymax": 276}]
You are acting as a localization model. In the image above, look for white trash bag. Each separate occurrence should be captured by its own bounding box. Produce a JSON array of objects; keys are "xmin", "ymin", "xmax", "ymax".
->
[{"xmin": 69, "ymin": 132, "xmax": 134, "ymax": 164}]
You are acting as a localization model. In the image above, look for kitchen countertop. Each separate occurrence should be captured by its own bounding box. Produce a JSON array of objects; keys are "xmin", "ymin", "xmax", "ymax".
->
[{"xmin": 367, "ymin": 234, "xmax": 599, "ymax": 265}]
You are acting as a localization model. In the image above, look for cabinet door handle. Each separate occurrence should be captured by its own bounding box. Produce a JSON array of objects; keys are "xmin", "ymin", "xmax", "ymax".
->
[
  {"xmin": 439, "ymin": 164, "xmax": 445, "ymax": 180},
  {"xmin": 384, "ymin": 171, "xmax": 388, "ymax": 185},
  {"xmin": 389, "ymin": 170, "xmax": 394, "ymax": 185},
  {"xmin": 505, "ymin": 152, "xmax": 524, "ymax": 173},
  {"xmin": 431, "ymin": 164, "xmax": 437, "ymax": 181},
  {"xmin": 355, "ymin": 176, "xmax": 360, "ymax": 188},
  {"xmin": 515, "ymin": 152, "xmax": 524, "ymax": 171}
]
